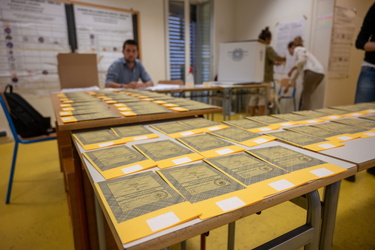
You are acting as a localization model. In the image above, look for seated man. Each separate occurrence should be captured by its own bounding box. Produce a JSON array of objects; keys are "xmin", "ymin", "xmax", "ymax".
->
[{"xmin": 105, "ymin": 39, "xmax": 153, "ymax": 89}]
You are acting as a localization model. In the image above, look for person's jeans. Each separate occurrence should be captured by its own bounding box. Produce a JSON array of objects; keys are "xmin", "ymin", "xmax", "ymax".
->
[{"xmin": 355, "ymin": 66, "xmax": 375, "ymax": 103}]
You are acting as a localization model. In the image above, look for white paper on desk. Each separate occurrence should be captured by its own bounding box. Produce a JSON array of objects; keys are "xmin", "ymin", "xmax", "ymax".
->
[
  {"xmin": 145, "ymin": 84, "xmax": 180, "ymax": 90},
  {"xmin": 61, "ymin": 86, "xmax": 100, "ymax": 92}
]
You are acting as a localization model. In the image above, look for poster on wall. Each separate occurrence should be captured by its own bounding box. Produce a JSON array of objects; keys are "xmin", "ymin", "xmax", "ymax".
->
[
  {"xmin": 328, "ymin": 6, "xmax": 356, "ymax": 78},
  {"xmin": 73, "ymin": 4, "xmax": 134, "ymax": 85},
  {"xmin": 274, "ymin": 18, "xmax": 306, "ymax": 75},
  {"xmin": 0, "ymin": 0, "xmax": 70, "ymax": 90}
]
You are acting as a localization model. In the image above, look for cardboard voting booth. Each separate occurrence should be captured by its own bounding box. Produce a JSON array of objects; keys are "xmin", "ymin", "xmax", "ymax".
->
[
  {"xmin": 218, "ymin": 41, "xmax": 265, "ymax": 83},
  {"xmin": 57, "ymin": 53, "xmax": 99, "ymax": 89}
]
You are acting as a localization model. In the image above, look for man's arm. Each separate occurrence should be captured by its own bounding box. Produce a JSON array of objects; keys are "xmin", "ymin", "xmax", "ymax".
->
[
  {"xmin": 138, "ymin": 61, "xmax": 154, "ymax": 88},
  {"xmin": 105, "ymin": 82, "xmax": 137, "ymax": 88}
]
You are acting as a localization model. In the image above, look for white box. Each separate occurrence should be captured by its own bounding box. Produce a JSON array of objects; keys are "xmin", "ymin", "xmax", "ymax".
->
[{"xmin": 218, "ymin": 41, "xmax": 265, "ymax": 83}]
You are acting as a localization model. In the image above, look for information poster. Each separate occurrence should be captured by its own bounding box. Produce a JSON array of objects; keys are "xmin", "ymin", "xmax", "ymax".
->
[
  {"xmin": 274, "ymin": 18, "xmax": 306, "ymax": 74},
  {"xmin": 0, "ymin": 0, "xmax": 70, "ymax": 90},
  {"xmin": 73, "ymin": 4, "xmax": 134, "ymax": 82},
  {"xmin": 328, "ymin": 6, "xmax": 356, "ymax": 78}
]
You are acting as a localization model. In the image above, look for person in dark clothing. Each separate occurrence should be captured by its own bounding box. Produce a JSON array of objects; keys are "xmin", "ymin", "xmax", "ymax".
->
[
  {"xmin": 355, "ymin": 2, "xmax": 375, "ymax": 103},
  {"xmin": 348, "ymin": 3, "xmax": 375, "ymax": 182}
]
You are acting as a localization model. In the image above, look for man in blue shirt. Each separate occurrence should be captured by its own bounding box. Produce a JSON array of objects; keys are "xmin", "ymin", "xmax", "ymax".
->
[{"xmin": 105, "ymin": 39, "xmax": 153, "ymax": 88}]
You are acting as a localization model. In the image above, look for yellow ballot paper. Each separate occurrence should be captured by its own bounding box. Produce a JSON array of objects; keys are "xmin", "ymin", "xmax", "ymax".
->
[
  {"xmin": 157, "ymin": 162, "xmax": 262, "ymax": 220},
  {"xmin": 83, "ymin": 146, "xmax": 157, "ymax": 179},
  {"xmin": 267, "ymin": 130, "xmax": 344, "ymax": 151},
  {"xmin": 247, "ymin": 145, "xmax": 330, "ymax": 172},
  {"xmin": 312, "ymin": 122, "xmax": 368, "ymax": 136},
  {"xmin": 73, "ymin": 129, "xmax": 127, "ymax": 151},
  {"xmin": 208, "ymin": 127, "xmax": 275, "ymax": 147},
  {"xmin": 333, "ymin": 118, "xmax": 375, "ymax": 130},
  {"xmin": 247, "ymin": 116, "xmax": 298, "ymax": 128},
  {"xmin": 150, "ymin": 122, "xmax": 204, "ymax": 138},
  {"xmin": 133, "ymin": 140, "xmax": 204, "ymax": 168},
  {"xmin": 111, "ymin": 125, "xmax": 159, "ymax": 142},
  {"xmin": 286, "ymin": 125, "xmax": 358, "ymax": 142},
  {"xmin": 178, "ymin": 118, "xmax": 229, "ymax": 133},
  {"xmin": 94, "ymin": 171, "xmax": 200, "ymax": 244},
  {"xmin": 176, "ymin": 133, "xmax": 245, "ymax": 158},
  {"xmin": 244, "ymin": 163, "xmax": 347, "ymax": 200},
  {"xmin": 205, "ymin": 152, "xmax": 288, "ymax": 186},
  {"xmin": 222, "ymin": 118, "xmax": 278, "ymax": 131}
]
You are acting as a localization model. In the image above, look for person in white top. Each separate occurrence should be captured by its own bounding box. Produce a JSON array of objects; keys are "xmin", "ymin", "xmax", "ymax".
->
[{"xmin": 285, "ymin": 36, "xmax": 325, "ymax": 110}]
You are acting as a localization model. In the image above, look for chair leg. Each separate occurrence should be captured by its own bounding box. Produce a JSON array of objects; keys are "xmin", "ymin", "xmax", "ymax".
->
[{"xmin": 6, "ymin": 141, "xmax": 19, "ymax": 204}]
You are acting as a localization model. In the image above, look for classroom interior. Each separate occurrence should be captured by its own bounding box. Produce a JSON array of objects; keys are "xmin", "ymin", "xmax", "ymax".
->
[{"xmin": 1, "ymin": 0, "xmax": 375, "ymax": 250}]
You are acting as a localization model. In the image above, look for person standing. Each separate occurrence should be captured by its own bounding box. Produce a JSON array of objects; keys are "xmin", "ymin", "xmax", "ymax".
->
[
  {"xmin": 286, "ymin": 36, "xmax": 324, "ymax": 110},
  {"xmin": 105, "ymin": 39, "xmax": 153, "ymax": 89},
  {"xmin": 355, "ymin": 2, "xmax": 375, "ymax": 103},
  {"xmin": 249, "ymin": 27, "xmax": 285, "ymax": 116},
  {"xmin": 352, "ymin": 2, "xmax": 375, "ymax": 180}
]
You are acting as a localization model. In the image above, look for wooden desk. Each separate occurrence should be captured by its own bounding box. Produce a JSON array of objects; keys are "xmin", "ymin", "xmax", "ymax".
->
[
  {"xmin": 73, "ymin": 121, "xmax": 356, "ymax": 250},
  {"xmin": 149, "ymin": 83, "xmax": 271, "ymax": 120},
  {"xmin": 50, "ymin": 93, "xmax": 222, "ymax": 250}
]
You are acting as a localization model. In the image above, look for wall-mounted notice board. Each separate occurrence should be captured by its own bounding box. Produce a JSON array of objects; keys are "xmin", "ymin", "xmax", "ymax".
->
[
  {"xmin": 0, "ymin": 0, "xmax": 70, "ymax": 90},
  {"xmin": 0, "ymin": 0, "xmax": 139, "ymax": 90}
]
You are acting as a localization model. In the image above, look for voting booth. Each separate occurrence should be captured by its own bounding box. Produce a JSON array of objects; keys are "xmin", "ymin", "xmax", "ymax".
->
[{"xmin": 218, "ymin": 41, "xmax": 265, "ymax": 83}]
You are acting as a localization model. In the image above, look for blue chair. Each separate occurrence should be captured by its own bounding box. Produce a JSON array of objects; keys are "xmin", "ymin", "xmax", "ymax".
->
[{"xmin": 0, "ymin": 94, "xmax": 56, "ymax": 204}]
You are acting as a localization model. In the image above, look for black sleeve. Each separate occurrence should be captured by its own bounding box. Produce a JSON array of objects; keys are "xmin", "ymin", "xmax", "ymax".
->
[{"xmin": 355, "ymin": 3, "xmax": 375, "ymax": 50}]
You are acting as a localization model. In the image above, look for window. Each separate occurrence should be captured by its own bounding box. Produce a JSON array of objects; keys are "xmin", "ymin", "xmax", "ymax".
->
[{"xmin": 168, "ymin": 0, "xmax": 212, "ymax": 83}]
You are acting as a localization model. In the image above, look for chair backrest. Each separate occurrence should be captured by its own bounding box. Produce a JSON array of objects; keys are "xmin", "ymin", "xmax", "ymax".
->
[
  {"xmin": 0, "ymin": 93, "xmax": 20, "ymax": 142},
  {"xmin": 158, "ymin": 80, "xmax": 184, "ymax": 86}
]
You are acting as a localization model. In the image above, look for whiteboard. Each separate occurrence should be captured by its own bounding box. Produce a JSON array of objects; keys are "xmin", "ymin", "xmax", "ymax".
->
[{"xmin": 73, "ymin": 4, "xmax": 134, "ymax": 73}]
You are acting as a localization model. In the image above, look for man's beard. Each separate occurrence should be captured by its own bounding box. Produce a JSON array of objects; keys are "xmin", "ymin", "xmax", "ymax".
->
[{"xmin": 125, "ymin": 58, "xmax": 135, "ymax": 63}]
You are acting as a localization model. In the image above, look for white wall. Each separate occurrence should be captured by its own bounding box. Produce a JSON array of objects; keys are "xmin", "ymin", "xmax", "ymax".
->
[{"xmin": 212, "ymin": 0, "xmax": 236, "ymax": 79}]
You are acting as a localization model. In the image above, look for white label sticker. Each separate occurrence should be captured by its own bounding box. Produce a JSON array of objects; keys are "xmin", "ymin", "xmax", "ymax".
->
[
  {"xmin": 306, "ymin": 120, "xmax": 318, "ymax": 124},
  {"xmin": 310, "ymin": 168, "xmax": 334, "ymax": 177},
  {"xmin": 216, "ymin": 197, "xmax": 246, "ymax": 212},
  {"xmin": 134, "ymin": 136, "xmax": 148, "ymax": 141},
  {"xmin": 122, "ymin": 164, "xmax": 143, "ymax": 174},
  {"xmin": 61, "ymin": 117, "xmax": 71, "ymax": 121},
  {"xmin": 216, "ymin": 148, "xmax": 233, "ymax": 155},
  {"xmin": 60, "ymin": 112, "xmax": 69, "ymax": 116},
  {"xmin": 351, "ymin": 113, "xmax": 361, "ymax": 116},
  {"xmin": 259, "ymin": 127, "xmax": 271, "ymax": 131},
  {"xmin": 280, "ymin": 122, "xmax": 293, "ymax": 126},
  {"xmin": 253, "ymin": 138, "xmax": 268, "ymax": 144},
  {"xmin": 173, "ymin": 157, "xmax": 192, "ymax": 164},
  {"xmin": 337, "ymin": 136, "xmax": 353, "ymax": 141},
  {"xmin": 269, "ymin": 179, "xmax": 295, "ymax": 191},
  {"xmin": 328, "ymin": 115, "xmax": 339, "ymax": 119},
  {"xmin": 318, "ymin": 143, "xmax": 335, "ymax": 149},
  {"xmin": 146, "ymin": 211, "xmax": 180, "ymax": 232},
  {"xmin": 98, "ymin": 142, "xmax": 114, "ymax": 147},
  {"xmin": 208, "ymin": 126, "xmax": 221, "ymax": 131},
  {"xmin": 181, "ymin": 131, "xmax": 194, "ymax": 136},
  {"xmin": 364, "ymin": 132, "xmax": 375, "ymax": 137}
]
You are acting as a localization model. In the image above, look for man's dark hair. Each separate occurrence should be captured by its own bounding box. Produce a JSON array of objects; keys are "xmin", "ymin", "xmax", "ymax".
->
[
  {"xmin": 123, "ymin": 39, "xmax": 138, "ymax": 50},
  {"xmin": 288, "ymin": 41, "xmax": 295, "ymax": 48}
]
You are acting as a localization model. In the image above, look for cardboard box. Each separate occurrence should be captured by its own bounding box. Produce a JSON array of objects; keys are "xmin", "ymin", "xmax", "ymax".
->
[
  {"xmin": 218, "ymin": 41, "xmax": 265, "ymax": 83},
  {"xmin": 57, "ymin": 53, "xmax": 99, "ymax": 89}
]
